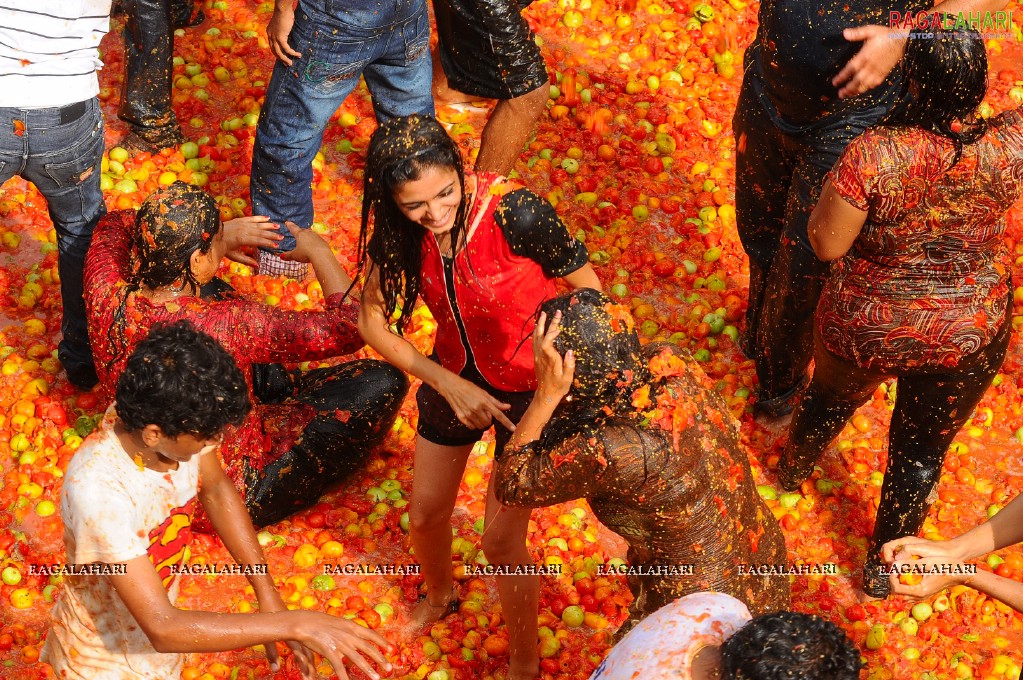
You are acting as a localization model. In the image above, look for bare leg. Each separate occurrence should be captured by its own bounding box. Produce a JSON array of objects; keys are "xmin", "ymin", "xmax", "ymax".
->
[
  {"xmin": 408, "ymin": 437, "xmax": 474, "ymax": 626},
  {"xmin": 474, "ymin": 83, "xmax": 550, "ymax": 177},
  {"xmin": 482, "ymin": 469, "xmax": 539, "ymax": 680}
]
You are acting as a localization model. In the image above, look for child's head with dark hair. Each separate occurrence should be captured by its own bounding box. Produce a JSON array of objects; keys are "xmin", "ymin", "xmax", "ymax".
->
[
  {"xmin": 133, "ymin": 181, "xmax": 223, "ymax": 292},
  {"xmin": 884, "ymin": 25, "xmax": 988, "ymax": 162},
  {"xmin": 358, "ymin": 114, "xmax": 467, "ymax": 334},
  {"xmin": 116, "ymin": 320, "xmax": 250, "ymax": 439},
  {"xmin": 720, "ymin": 611, "xmax": 861, "ymax": 679}
]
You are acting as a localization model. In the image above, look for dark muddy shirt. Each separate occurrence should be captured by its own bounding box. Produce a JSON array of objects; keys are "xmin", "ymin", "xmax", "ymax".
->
[{"xmin": 748, "ymin": 0, "xmax": 929, "ymax": 126}]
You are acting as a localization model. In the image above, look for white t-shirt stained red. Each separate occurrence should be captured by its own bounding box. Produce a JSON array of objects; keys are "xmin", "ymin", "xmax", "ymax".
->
[
  {"xmin": 41, "ymin": 410, "xmax": 200, "ymax": 679},
  {"xmin": 590, "ymin": 592, "xmax": 752, "ymax": 680}
]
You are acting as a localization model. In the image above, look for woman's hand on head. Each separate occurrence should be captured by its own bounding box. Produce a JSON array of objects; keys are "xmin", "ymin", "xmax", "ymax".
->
[
  {"xmin": 223, "ymin": 216, "xmax": 283, "ymax": 267},
  {"xmin": 533, "ymin": 310, "xmax": 575, "ymax": 403},
  {"xmin": 439, "ymin": 373, "xmax": 516, "ymax": 431}
]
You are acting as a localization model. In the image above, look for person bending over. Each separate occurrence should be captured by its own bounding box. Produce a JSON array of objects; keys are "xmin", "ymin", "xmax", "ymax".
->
[
  {"xmin": 85, "ymin": 182, "xmax": 408, "ymax": 529},
  {"xmin": 495, "ymin": 288, "xmax": 790, "ymax": 635},
  {"xmin": 41, "ymin": 321, "xmax": 392, "ymax": 680}
]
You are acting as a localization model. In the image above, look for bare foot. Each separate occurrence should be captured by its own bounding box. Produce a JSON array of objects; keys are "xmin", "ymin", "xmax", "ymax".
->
[
  {"xmin": 433, "ymin": 80, "xmax": 481, "ymax": 108},
  {"xmin": 409, "ymin": 588, "xmax": 458, "ymax": 629},
  {"xmin": 858, "ymin": 589, "xmax": 883, "ymax": 603},
  {"xmin": 754, "ymin": 409, "xmax": 793, "ymax": 432}
]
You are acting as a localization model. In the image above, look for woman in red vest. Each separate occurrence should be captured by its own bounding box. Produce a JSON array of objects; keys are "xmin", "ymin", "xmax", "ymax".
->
[{"xmin": 357, "ymin": 114, "xmax": 600, "ymax": 680}]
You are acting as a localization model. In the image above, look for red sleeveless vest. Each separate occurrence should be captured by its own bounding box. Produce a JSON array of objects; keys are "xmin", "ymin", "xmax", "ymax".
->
[{"xmin": 419, "ymin": 173, "xmax": 558, "ymax": 391}]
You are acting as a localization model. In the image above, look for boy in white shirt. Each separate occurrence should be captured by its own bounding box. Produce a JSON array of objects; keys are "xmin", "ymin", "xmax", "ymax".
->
[{"xmin": 42, "ymin": 321, "xmax": 392, "ymax": 680}]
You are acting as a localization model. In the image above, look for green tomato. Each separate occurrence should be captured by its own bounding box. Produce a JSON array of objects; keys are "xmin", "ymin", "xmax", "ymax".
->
[
  {"xmin": 640, "ymin": 320, "xmax": 659, "ymax": 337},
  {"xmin": 108, "ymin": 146, "xmax": 130, "ymax": 164},
  {"xmin": 778, "ymin": 493, "xmax": 801, "ymax": 509},
  {"xmin": 310, "ymin": 574, "xmax": 336, "ymax": 591},
  {"xmin": 898, "ymin": 616, "xmax": 918, "ymax": 636},
  {"xmin": 865, "ymin": 624, "xmax": 886, "ymax": 650},
  {"xmin": 911, "ymin": 602, "xmax": 933, "ymax": 621},
  {"xmin": 562, "ymin": 605, "xmax": 585, "ymax": 627},
  {"xmin": 756, "ymin": 484, "xmax": 777, "ymax": 501},
  {"xmin": 2, "ymin": 566, "xmax": 22, "ymax": 586},
  {"xmin": 422, "ymin": 640, "xmax": 442, "ymax": 661},
  {"xmin": 693, "ymin": 3, "xmax": 715, "ymax": 21},
  {"xmin": 561, "ymin": 158, "xmax": 580, "ymax": 174}
]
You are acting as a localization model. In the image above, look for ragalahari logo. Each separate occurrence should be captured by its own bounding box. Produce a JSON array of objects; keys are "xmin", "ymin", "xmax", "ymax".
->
[{"xmin": 889, "ymin": 10, "xmax": 1016, "ymax": 40}]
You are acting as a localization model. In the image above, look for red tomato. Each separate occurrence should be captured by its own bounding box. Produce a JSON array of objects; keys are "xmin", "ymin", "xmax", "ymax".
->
[
  {"xmin": 845, "ymin": 604, "xmax": 867, "ymax": 622},
  {"xmin": 652, "ymin": 259, "xmax": 676, "ymax": 277}
]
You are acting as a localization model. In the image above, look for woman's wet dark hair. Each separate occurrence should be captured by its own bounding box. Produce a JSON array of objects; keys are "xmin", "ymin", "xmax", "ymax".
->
[
  {"xmin": 357, "ymin": 114, "xmax": 468, "ymax": 334},
  {"xmin": 108, "ymin": 182, "xmax": 221, "ymax": 375},
  {"xmin": 534, "ymin": 288, "xmax": 650, "ymax": 446},
  {"xmin": 883, "ymin": 24, "xmax": 988, "ymax": 164}
]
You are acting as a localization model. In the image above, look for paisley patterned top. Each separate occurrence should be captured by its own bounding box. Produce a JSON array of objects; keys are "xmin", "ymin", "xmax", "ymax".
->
[
  {"xmin": 495, "ymin": 344, "xmax": 789, "ymax": 625},
  {"xmin": 820, "ymin": 109, "xmax": 1023, "ymax": 370}
]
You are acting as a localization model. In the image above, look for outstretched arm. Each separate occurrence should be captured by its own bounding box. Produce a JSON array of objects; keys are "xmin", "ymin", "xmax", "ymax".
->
[
  {"xmin": 108, "ymin": 555, "xmax": 391, "ymax": 680},
  {"xmin": 884, "ymin": 492, "xmax": 1023, "ymax": 606},
  {"xmin": 198, "ymin": 451, "xmax": 313, "ymax": 674},
  {"xmin": 834, "ymin": 0, "xmax": 1009, "ymax": 99}
]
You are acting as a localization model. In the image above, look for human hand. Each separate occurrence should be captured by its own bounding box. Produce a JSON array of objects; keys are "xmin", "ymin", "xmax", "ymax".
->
[
  {"xmin": 833, "ymin": 25, "xmax": 908, "ymax": 99},
  {"xmin": 297, "ymin": 613, "xmax": 393, "ymax": 680},
  {"xmin": 280, "ymin": 223, "xmax": 329, "ymax": 263},
  {"xmin": 533, "ymin": 310, "xmax": 575, "ymax": 403},
  {"xmin": 266, "ymin": 3, "xmax": 302, "ymax": 66},
  {"xmin": 254, "ymin": 592, "xmax": 318, "ymax": 676},
  {"xmin": 441, "ymin": 373, "xmax": 516, "ymax": 431},
  {"xmin": 223, "ymin": 215, "xmax": 283, "ymax": 267},
  {"xmin": 883, "ymin": 536, "xmax": 972, "ymax": 600}
]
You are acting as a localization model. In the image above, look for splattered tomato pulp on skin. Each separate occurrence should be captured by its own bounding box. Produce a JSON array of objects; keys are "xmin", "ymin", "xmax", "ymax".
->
[{"xmin": 1, "ymin": 1, "xmax": 1023, "ymax": 678}]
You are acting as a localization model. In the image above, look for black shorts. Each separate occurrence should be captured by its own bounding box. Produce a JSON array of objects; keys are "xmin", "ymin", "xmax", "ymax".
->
[
  {"xmin": 416, "ymin": 358, "xmax": 533, "ymax": 456},
  {"xmin": 432, "ymin": 0, "xmax": 549, "ymax": 100}
]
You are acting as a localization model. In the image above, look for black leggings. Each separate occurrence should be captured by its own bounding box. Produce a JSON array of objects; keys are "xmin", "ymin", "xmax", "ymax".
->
[
  {"xmin": 243, "ymin": 360, "xmax": 408, "ymax": 527},
  {"xmin": 198, "ymin": 279, "xmax": 409, "ymax": 528},
  {"xmin": 781, "ymin": 313, "xmax": 1011, "ymax": 597}
]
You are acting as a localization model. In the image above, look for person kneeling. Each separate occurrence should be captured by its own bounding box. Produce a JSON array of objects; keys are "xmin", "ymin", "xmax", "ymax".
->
[{"xmin": 41, "ymin": 321, "xmax": 391, "ymax": 680}]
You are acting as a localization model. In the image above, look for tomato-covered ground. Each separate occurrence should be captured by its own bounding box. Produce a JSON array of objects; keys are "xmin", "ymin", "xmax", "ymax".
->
[{"xmin": 2, "ymin": 1, "xmax": 1023, "ymax": 678}]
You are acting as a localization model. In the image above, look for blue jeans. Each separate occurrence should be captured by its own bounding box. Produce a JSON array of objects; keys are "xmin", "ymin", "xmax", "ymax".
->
[
  {"xmin": 0, "ymin": 98, "xmax": 105, "ymax": 387},
  {"xmin": 251, "ymin": 0, "xmax": 434, "ymax": 249}
]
